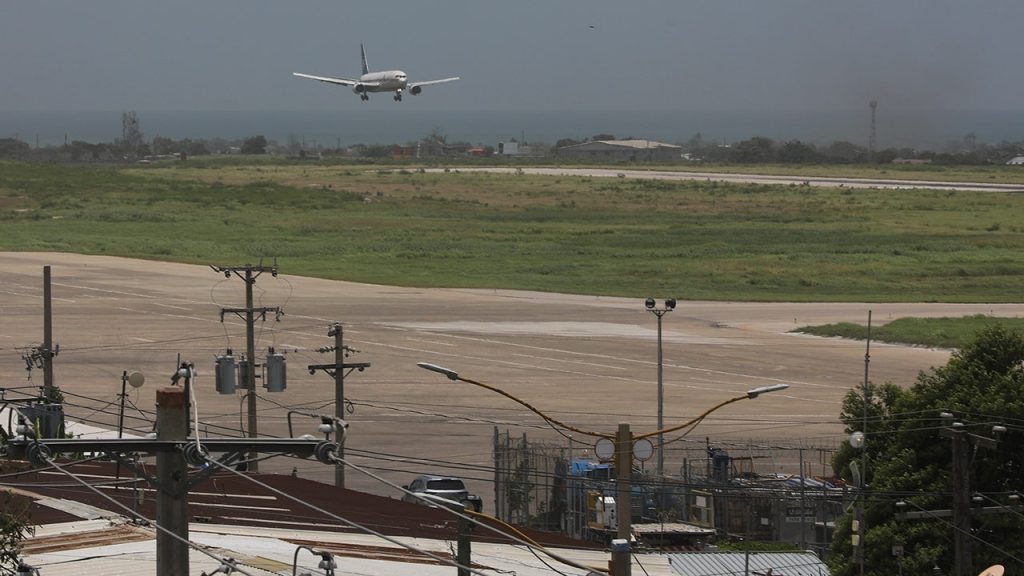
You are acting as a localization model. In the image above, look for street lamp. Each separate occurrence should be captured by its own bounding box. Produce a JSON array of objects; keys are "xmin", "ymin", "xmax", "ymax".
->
[
  {"xmin": 417, "ymin": 361, "xmax": 788, "ymax": 576},
  {"xmin": 644, "ymin": 298, "xmax": 675, "ymax": 477}
]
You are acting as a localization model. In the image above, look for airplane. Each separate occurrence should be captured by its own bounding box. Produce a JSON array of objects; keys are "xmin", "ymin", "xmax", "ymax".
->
[{"xmin": 293, "ymin": 44, "xmax": 460, "ymax": 102}]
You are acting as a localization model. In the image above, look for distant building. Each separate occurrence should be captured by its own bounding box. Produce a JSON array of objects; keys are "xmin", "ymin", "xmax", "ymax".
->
[
  {"xmin": 498, "ymin": 140, "xmax": 519, "ymax": 155},
  {"xmin": 557, "ymin": 139, "xmax": 681, "ymax": 162},
  {"xmin": 1007, "ymin": 155, "xmax": 1024, "ymax": 165},
  {"xmin": 497, "ymin": 140, "xmax": 548, "ymax": 157}
]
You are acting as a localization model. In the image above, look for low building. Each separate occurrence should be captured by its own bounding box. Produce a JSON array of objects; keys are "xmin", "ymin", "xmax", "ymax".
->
[
  {"xmin": 1006, "ymin": 155, "xmax": 1024, "ymax": 165},
  {"xmin": 557, "ymin": 139, "xmax": 682, "ymax": 162},
  {"xmin": 668, "ymin": 551, "xmax": 830, "ymax": 576}
]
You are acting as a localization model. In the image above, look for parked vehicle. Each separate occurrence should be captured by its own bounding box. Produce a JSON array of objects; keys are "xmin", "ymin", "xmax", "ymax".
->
[{"xmin": 402, "ymin": 474, "xmax": 483, "ymax": 512}]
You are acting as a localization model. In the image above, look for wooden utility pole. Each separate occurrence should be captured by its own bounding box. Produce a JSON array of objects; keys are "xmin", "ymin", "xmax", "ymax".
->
[
  {"xmin": 42, "ymin": 266, "xmax": 55, "ymax": 398},
  {"xmin": 611, "ymin": 423, "xmax": 632, "ymax": 576},
  {"xmin": 307, "ymin": 323, "xmax": 371, "ymax": 489},
  {"xmin": 941, "ymin": 426, "xmax": 996, "ymax": 576},
  {"xmin": 900, "ymin": 424, "xmax": 1003, "ymax": 576},
  {"xmin": 156, "ymin": 387, "xmax": 188, "ymax": 576},
  {"xmin": 457, "ymin": 512, "xmax": 473, "ymax": 576},
  {"xmin": 333, "ymin": 323, "xmax": 345, "ymax": 488},
  {"xmin": 212, "ymin": 262, "xmax": 281, "ymax": 472}
]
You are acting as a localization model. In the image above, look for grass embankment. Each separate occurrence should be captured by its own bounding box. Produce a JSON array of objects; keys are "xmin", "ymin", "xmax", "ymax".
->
[
  {"xmin": 3, "ymin": 159, "xmax": 1024, "ymax": 302},
  {"xmin": 794, "ymin": 315, "xmax": 1024, "ymax": 348}
]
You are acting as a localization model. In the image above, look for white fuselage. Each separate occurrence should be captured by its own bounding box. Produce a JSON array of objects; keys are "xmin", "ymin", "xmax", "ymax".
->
[{"xmin": 355, "ymin": 70, "xmax": 408, "ymax": 94}]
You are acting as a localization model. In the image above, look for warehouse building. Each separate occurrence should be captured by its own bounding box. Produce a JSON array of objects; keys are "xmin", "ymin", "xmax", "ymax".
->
[{"xmin": 556, "ymin": 139, "xmax": 682, "ymax": 162}]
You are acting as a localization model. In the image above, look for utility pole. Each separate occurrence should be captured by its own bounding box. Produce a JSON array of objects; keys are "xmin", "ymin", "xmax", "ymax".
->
[
  {"xmin": 950, "ymin": 427, "xmax": 972, "ymax": 576},
  {"xmin": 212, "ymin": 262, "xmax": 281, "ymax": 472},
  {"xmin": 307, "ymin": 323, "xmax": 370, "ymax": 488},
  {"xmin": 9, "ymin": 399, "xmax": 337, "ymax": 576},
  {"xmin": 897, "ymin": 418, "xmax": 1006, "ymax": 576},
  {"xmin": 156, "ymin": 387, "xmax": 189, "ymax": 576},
  {"xmin": 858, "ymin": 311, "xmax": 872, "ymax": 576},
  {"xmin": 941, "ymin": 423, "xmax": 997, "ymax": 576},
  {"xmin": 333, "ymin": 324, "xmax": 344, "ymax": 488},
  {"xmin": 42, "ymin": 266, "xmax": 56, "ymax": 399},
  {"xmin": 611, "ymin": 422, "xmax": 633, "ymax": 576}
]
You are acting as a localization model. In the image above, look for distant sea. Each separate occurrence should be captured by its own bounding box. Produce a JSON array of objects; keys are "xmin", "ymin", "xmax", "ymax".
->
[{"xmin": 3, "ymin": 109, "xmax": 1023, "ymax": 150}]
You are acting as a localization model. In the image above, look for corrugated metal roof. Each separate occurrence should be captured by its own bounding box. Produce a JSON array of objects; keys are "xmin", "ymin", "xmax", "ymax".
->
[
  {"xmin": 597, "ymin": 139, "xmax": 682, "ymax": 149},
  {"xmin": 559, "ymin": 139, "xmax": 682, "ymax": 150},
  {"xmin": 667, "ymin": 551, "xmax": 830, "ymax": 576},
  {"xmin": 633, "ymin": 522, "xmax": 715, "ymax": 536},
  {"xmin": 22, "ymin": 519, "xmax": 682, "ymax": 576}
]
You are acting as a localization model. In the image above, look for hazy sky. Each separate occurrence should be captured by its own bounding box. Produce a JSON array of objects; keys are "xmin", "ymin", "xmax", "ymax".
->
[{"xmin": 2, "ymin": 1, "xmax": 1022, "ymax": 114}]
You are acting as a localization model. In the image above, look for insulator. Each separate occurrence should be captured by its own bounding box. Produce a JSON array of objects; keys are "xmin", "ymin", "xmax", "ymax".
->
[
  {"xmin": 314, "ymin": 441, "xmax": 338, "ymax": 464},
  {"xmin": 26, "ymin": 442, "xmax": 52, "ymax": 465},
  {"xmin": 183, "ymin": 442, "xmax": 210, "ymax": 467}
]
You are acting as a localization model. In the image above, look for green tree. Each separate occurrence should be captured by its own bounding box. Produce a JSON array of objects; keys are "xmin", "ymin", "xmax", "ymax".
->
[
  {"xmin": 734, "ymin": 136, "xmax": 776, "ymax": 163},
  {"xmin": 240, "ymin": 135, "xmax": 268, "ymax": 155},
  {"xmin": 829, "ymin": 325, "xmax": 1024, "ymax": 576},
  {"xmin": 1, "ymin": 491, "xmax": 34, "ymax": 572},
  {"xmin": 777, "ymin": 140, "xmax": 818, "ymax": 164}
]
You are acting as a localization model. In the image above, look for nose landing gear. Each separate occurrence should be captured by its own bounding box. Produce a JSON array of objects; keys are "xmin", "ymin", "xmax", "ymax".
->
[{"xmin": 393, "ymin": 90, "xmax": 403, "ymax": 102}]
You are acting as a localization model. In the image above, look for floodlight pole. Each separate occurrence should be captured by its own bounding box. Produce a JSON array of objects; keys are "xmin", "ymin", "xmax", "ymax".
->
[{"xmin": 645, "ymin": 298, "xmax": 675, "ymax": 478}]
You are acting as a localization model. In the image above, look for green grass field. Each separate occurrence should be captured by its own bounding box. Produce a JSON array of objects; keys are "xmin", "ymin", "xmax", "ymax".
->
[
  {"xmin": 793, "ymin": 315, "xmax": 1024, "ymax": 348},
  {"xmin": 3, "ymin": 159, "xmax": 1024, "ymax": 302}
]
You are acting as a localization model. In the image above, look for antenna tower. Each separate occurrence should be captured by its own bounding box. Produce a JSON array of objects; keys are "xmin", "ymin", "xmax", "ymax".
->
[{"xmin": 868, "ymin": 100, "xmax": 878, "ymax": 157}]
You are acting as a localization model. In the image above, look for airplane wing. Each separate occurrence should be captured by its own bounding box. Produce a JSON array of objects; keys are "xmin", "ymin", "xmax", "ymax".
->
[
  {"xmin": 408, "ymin": 76, "xmax": 461, "ymax": 89},
  {"xmin": 292, "ymin": 72, "xmax": 370, "ymax": 87}
]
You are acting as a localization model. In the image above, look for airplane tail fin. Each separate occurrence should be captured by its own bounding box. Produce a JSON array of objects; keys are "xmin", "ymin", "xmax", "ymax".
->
[{"xmin": 360, "ymin": 44, "xmax": 369, "ymax": 75}]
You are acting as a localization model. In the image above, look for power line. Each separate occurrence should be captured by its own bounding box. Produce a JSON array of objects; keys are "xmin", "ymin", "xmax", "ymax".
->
[{"xmin": 40, "ymin": 457, "xmax": 257, "ymax": 576}]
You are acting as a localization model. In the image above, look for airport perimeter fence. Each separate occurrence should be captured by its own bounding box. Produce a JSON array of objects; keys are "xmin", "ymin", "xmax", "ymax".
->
[{"xmin": 493, "ymin": 428, "xmax": 845, "ymax": 545}]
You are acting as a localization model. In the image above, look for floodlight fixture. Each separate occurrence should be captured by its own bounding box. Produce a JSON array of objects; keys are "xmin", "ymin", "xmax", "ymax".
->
[{"xmin": 644, "ymin": 298, "xmax": 656, "ymax": 309}]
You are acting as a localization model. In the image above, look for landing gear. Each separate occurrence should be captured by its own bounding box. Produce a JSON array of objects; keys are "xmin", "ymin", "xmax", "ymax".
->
[
  {"xmin": 360, "ymin": 93, "xmax": 369, "ymax": 101},
  {"xmin": 393, "ymin": 91, "xmax": 403, "ymax": 102}
]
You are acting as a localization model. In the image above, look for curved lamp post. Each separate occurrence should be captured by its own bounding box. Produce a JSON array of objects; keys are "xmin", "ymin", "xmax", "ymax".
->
[{"xmin": 417, "ymin": 362, "xmax": 789, "ymax": 576}]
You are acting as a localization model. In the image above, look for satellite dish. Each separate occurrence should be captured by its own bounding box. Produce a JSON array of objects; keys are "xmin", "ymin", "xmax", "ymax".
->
[
  {"xmin": 595, "ymin": 438, "xmax": 615, "ymax": 461},
  {"xmin": 127, "ymin": 371, "xmax": 145, "ymax": 388},
  {"xmin": 979, "ymin": 566, "xmax": 1004, "ymax": 576},
  {"xmin": 633, "ymin": 438, "xmax": 654, "ymax": 461}
]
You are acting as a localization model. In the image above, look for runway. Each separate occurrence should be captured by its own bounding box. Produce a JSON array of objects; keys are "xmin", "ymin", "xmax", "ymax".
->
[
  {"xmin": 426, "ymin": 167, "xmax": 1024, "ymax": 193},
  {"xmin": 4, "ymin": 252, "xmax": 1020, "ymax": 504}
]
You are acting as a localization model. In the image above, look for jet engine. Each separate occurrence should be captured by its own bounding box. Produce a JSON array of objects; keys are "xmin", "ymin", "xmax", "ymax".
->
[{"xmin": 410, "ymin": 85, "xmax": 422, "ymax": 95}]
